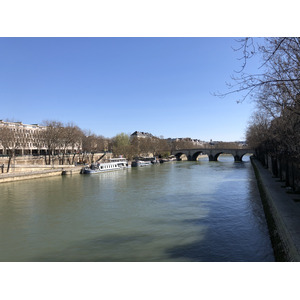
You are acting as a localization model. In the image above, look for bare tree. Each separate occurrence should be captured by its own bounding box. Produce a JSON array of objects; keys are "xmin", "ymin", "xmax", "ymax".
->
[
  {"xmin": 146, "ymin": 137, "xmax": 171, "ymax": 157},
  {"xmin": 94, "ymin": 135, "xmax": 109, "ymax": 153},
  {"xmin": 246, "ymin": 111, "xmax": 271, "ymax": 148},
  {"xmin": 155, "ymin": 137, "xmax": 171, "ymax": 157},
  {"xmin": 220, "ymin": 37, "xmax": 300, "ymax": 186},
  {"xmin": 59, "ymin": 123, "xmax": 82, "ymax": 164},
  {"xmin": 171, "ymin": 138, "xmax": 195, "ymax": 150},
  {"xmin": 40, "ymin": 120, "xmax": 63, "ymax": 165},
  {"xmin": 218, "ymin": 38, "xmax": 300, "ymax": 107},
  {"xmin": 81, "ymin": 130, "xmax": 111, "ymax": 163},
  {"xmin": 0, "ymin": 124, "xmax": 20, "ymax": 172},
  {"xmin": 130, "ymin": 136, "xmax": 140, "ymax": 157},
  {"xmin": 32, "ymin": 128, "xmax": 46, "ymax": 155}
]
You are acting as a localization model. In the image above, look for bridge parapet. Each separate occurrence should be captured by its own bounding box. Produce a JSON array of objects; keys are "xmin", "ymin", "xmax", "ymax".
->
[{"xmin": 172, "ymin": 148, "xmax": 254, "ymax": 162}]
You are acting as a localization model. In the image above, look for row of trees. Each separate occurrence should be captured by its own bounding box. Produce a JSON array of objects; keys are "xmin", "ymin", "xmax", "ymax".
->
[
  {"xmin": 225, "ymin": 38, "xmax": 300, "ymax": 189},
  {"xmin": 1, "ymin": 119, "xmax": 207, "ymax": 168},
  {"xmin": 1, "ymin": 118, "xmax": 245, "ymax": 171}
]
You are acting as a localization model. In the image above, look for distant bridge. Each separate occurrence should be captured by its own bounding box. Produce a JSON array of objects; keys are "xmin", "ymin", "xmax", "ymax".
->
[{"xmin": 172, "ymin": 148, "xmax": 254, "ymax": 162}]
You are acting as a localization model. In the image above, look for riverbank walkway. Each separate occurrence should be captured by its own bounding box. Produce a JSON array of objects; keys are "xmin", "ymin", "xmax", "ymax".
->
[
  {"xmin": 252, "ymin": 158, "xmax": 300, "ymax": 261},
  {"xmin": 0, "ymin": 166, "xmax": 83, "ymax": 184}
]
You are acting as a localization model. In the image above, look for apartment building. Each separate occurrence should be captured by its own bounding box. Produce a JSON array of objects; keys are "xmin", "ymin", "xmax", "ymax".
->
[
  {"xmin": 0, "ymin": 120, "xmax": 82, "ymax": 155},
  {"xmin": 130, "ymin": 131, "xmax": 154, "ymax": 139},
  {"xmin": 0, "ymin": 120, "xmax": 47, "ymax": 155}
]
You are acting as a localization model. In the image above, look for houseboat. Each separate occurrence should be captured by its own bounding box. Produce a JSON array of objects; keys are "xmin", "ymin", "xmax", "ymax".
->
[
  {"xmin": 82, "ymin": 158, "xmax": 129, "ymax": 174},
  {"xmin": 131, "ymin": 160, "xmax": 152, "ymax": 167},
  {"xmin": 159, "ymin": 155, "xmax": 177, "ymax": 163}
]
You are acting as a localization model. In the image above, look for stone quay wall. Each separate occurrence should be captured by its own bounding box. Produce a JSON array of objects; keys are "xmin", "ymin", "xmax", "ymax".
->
[
  {"xmin": 0, "ymin": 152, "xmax": 112, "ymax": 183},
  {"xmin": 0, "ymin": 152, "xmax": 111, "ymax": 174},
  {"xmin": 0, "ymin": 166, "xmax": 84, "ymax": 184},
  {"xmin": 251, "ymin": 157, "xmax": 300, "ymax": 261}
]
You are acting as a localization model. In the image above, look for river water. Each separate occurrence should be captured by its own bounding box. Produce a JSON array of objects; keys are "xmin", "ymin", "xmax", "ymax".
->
[{"xmin": 0, "ymin": 155, "xmax": 274, "ymax": 261}]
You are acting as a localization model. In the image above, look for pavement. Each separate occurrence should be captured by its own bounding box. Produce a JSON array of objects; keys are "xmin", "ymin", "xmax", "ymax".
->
[
  {"xmin": 252, "ymin": 158, "xmax": 300, "ymax": 261},
  {"xmin": 0, "ymin": 166, "xmax": 83, "ymax": 183}
]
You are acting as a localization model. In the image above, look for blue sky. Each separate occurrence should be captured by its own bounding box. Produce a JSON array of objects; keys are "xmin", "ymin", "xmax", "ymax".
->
[{"xmin": 0, "ymin": 37, "xmax": 260, "ymax": 141}]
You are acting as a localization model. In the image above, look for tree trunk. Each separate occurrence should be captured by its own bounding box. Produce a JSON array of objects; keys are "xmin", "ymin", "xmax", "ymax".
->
[
  {"xmin": 7, "ymin": 156, "xmax": 12, "ymax": 173},
  {"xmin": 291, "ymin": 162, "xmax": 295, "ymax": 190},
  {"xmin": 278, "ymin": 157, "xmax": 283, "ymax": 181},
  {"xmin": 285, "ymin": 159, "xmax": 290, "ymax": 187},
  {"xmin": 48, "ymin": 149, "xmax": 51, "ymax": 165}
]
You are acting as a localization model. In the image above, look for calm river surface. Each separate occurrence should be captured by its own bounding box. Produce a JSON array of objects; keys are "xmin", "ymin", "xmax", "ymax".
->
[{"xmin": 0, "ymin": 156, "xmax": 275, "ymax": 261}]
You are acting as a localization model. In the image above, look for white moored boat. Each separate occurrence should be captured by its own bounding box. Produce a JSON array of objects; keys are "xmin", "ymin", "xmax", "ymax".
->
[{"xmin": 82, "ymin": 158, "xmax": 129, "ymax": 174}]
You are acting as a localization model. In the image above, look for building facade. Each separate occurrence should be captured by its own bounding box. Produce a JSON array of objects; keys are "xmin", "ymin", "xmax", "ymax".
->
[
  {"xmin": 0, "ymin": 120, "xmax": 47, "ymax": 155},
  {"xmin": 130, "ymin": 131, "xmax": 154, "ymax": 139},
  {"xmin": 0, "ymin": 120, "xmax": 81, "ymax": 155}
]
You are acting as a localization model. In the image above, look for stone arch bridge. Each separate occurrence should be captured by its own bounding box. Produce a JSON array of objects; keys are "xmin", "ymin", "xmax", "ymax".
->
[{"xmin": 172, "ymin": 148, "xmax": 254, "ymax": 162}]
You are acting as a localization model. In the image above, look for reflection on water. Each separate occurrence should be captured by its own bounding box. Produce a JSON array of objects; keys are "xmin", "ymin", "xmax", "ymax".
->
[{"xmin": 0, "ymin": 155, "xmax": 274, "ymax": 261}]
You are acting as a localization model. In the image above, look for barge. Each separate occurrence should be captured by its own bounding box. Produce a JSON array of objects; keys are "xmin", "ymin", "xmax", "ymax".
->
[{"xmin": 82, "ymin": 158, "xmax": 130, "ymax": 174}]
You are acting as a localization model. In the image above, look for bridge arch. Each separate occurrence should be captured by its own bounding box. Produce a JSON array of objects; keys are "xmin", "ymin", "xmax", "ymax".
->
[
  {"xmin": 191, "ymin": 151, "xmax": 208, "ymax": 161},
  {"xmin": 216, "ymin": 152, "xmax": 253, "ymax": 162},
  {"xmin": 212, "ymin": 152, "xmax": 246, "ymax": 162},
  {"xmin": 239, "ymin": 152, "xmax": 253, "ymax": 162},
  {"xmin": 206, "ymin": 152, "xmax": 247, "ymax": 162},
  {"xmin": 174, "ymin": 152, "xmax": 188, "ymax": 161},
  {"xmin": 209, "ymin": 152, "xmax": 224, "ymax": 161}
]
